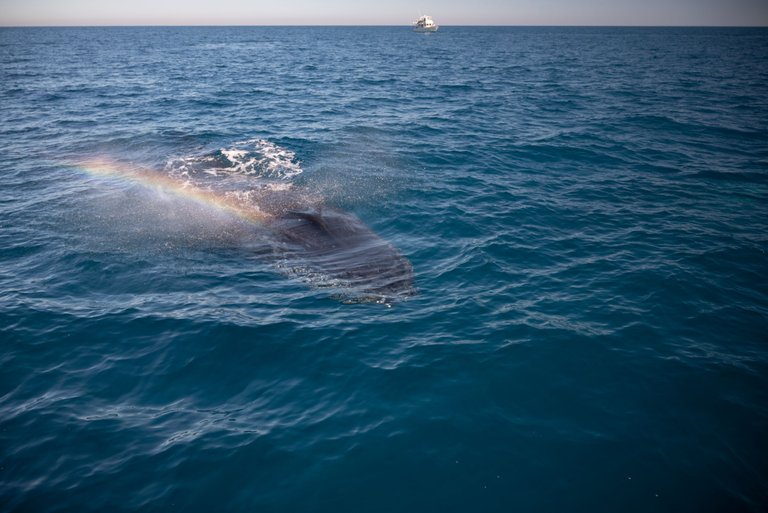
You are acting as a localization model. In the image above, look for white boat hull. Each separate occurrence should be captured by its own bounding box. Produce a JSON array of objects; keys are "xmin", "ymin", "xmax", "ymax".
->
[{"xmin": 413, "ymin": 15, "xmax": 438, "ymax": 32}]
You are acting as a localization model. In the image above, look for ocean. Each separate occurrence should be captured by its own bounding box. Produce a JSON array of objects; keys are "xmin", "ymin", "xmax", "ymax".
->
[{"xmin": 1, "ymin": 26, "xmax": 767, "ymax": 512}]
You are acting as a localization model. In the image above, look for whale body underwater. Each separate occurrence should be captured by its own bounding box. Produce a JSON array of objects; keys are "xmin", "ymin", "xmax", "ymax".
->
[
  {"xmin": 255, "ymin": 186, "xmax": 416, "ymax": 302},
  {"xmin": 81, "ymin": 160, "xmax": 416, "ymax": 303}
]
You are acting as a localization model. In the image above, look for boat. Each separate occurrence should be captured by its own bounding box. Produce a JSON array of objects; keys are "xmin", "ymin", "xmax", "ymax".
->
[{"xmin": 413, "ymin": 15, "xmax": 438, "ymax": 32}]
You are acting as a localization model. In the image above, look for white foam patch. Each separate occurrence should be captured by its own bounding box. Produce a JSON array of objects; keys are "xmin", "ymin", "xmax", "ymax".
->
[
  {"xmin": 229, "ymin": 139, "xmax": 303, "ymax": 180},
  {"xmin": 166, "ymin": 139, "xmax": 303, "ymax": 184}
]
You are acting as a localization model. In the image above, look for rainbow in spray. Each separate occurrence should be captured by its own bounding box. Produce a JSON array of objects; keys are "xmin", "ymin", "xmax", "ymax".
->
[
  {"xmin": 73, "ymin": 158, "xmax": 270, "ymax": 224},
  {"xmin": 70, "ymin": 156, "xmax": 416, "ymax": 301}
]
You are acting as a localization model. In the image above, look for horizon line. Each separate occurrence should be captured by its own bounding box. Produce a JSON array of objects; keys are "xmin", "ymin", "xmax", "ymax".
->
[{"xmin": 2, "ymin": 24, "xmax": 767, "ymax": 28}]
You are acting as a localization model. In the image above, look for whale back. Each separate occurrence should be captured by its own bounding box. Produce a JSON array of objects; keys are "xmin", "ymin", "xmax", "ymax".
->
[{"xmin": 268, "ymin": 207, "xmax": 416, "ymax": 301}]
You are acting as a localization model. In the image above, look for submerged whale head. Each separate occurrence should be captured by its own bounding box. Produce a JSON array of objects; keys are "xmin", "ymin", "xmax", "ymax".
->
[{"xmin": 267, "ymin": 206, "xmax": 417, "ymax": 303}]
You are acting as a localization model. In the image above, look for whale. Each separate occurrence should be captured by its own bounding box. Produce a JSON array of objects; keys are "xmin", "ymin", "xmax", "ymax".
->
[
  {"xmin": 247, "ymin": 187, "xmax": 416, "ymax": 302},
  {"xmin": 79, "ymin": 159, "xmax": 416, "ymax": 303}
]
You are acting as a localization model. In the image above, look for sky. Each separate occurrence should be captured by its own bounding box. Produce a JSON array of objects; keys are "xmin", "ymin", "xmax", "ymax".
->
[{"xmin": 1, "ymin": 0, "xmax": 767, "ymax": 27}]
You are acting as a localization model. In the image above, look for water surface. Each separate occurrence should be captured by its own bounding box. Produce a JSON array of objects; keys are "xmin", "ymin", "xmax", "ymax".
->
[{"xmin": 1, "ymin": 26, "xmax": 767, "ymax": 512}]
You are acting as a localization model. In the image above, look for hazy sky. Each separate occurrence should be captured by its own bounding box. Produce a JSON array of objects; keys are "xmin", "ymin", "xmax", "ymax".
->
[{"xmin": 1, "ymin": 0, "xmax": 767, "ymax": 26}]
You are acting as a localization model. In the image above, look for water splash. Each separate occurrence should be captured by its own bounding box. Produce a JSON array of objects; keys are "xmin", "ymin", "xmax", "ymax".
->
[{"xmin": 166, "ymin": 139, "xmax": 303, "ymax": 183}]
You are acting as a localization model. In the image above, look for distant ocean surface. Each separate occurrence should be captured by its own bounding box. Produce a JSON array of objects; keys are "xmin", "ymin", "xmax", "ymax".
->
[{"xmin": 1, "ymin": 26, "xmax": 767, "ymax": 512}]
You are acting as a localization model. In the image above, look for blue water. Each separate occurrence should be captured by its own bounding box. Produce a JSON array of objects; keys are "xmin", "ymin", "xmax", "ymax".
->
[{"xmin": 1, "ymin": 26, "xmax": 768, "ymax": 512}]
